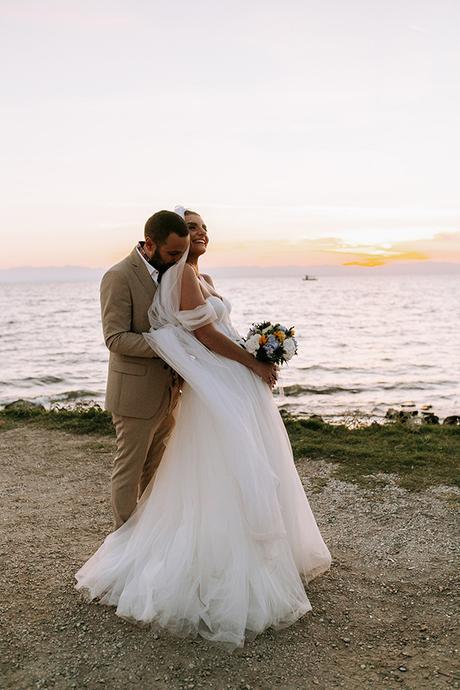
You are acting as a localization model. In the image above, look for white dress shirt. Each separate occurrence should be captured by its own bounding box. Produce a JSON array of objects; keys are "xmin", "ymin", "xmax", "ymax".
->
[{"xmin": 136, "ymin": 246, "xmax": 159, "ymax": 284}]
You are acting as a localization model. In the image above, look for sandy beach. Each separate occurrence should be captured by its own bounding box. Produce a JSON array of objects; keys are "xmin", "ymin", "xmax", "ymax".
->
[{"xmin": 1, "ymin": 423, "xmax": 458, "ymax": 690}]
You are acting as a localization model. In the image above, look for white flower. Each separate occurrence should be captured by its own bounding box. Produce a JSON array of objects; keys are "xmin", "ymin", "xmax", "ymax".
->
[
  {"xmin": 283, "ymin": 337, "xmax": 297, "ymax": 361},
  {"xmin": 245, "ymin": 333, "xmax": 261, "ymax": 355}
]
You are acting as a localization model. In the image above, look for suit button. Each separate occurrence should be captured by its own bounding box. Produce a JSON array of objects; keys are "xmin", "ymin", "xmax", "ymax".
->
[{"xmin": 163, "ymin": 364, "xmax": 168, "ymax": 370}]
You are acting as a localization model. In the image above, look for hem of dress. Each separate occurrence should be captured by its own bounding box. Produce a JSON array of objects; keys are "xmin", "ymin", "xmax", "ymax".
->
[
  {"xmin": 75, "ymin": 581, "xmax": 312, "ymax": 652},
  {"xmin": 301, "ymin": 559, "xmax": 332, "ymax": 585}
]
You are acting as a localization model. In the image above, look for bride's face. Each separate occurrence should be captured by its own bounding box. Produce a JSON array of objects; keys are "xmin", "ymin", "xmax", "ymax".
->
[{"xmin": 185, "ymin": 213, "xmax": 209, "ymax": 259}]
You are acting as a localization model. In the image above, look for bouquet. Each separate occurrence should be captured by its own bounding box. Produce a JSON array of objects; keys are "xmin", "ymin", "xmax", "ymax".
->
[{"xmin": 242, "ymin": 321, "xmax": 297, "ymax": 365}]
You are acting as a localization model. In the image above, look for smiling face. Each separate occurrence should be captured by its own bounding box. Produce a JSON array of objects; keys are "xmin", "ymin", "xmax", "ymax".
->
[{"xmin": 185, "ymin": 212, "xmax": 209, "ymax": 260}]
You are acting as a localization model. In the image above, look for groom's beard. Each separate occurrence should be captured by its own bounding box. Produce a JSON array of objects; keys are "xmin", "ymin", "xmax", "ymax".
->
[
  {"xmin": 149, "ymin": 248, "xmax": 179, "ymax": 281},
  {"xmin": 149, "ymin": 248, "xmax": 174, "ymax": 272}
]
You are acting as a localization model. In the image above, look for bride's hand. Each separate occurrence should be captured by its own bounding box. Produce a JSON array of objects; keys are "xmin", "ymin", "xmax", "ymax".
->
[{"xmin": 251, "ymin": 361, "xmax": 278, "ymax": 388}]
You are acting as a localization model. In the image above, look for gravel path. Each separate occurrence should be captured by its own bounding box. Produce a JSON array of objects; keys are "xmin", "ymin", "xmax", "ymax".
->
[{"xmin": 0, "ymin": 426, "xmax": 458, "ymax": 690}]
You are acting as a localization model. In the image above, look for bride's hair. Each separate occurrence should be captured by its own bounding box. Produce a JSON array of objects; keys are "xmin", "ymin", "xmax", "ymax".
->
[{"xmin": 144, "ymin": 210, "xmax": 189, "ymax": 245}]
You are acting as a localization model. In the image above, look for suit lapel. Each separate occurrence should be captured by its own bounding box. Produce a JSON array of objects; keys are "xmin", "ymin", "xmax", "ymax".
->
[{"xmin": 129, "ymin": 247, "xmax": 156, "ymax": 299}]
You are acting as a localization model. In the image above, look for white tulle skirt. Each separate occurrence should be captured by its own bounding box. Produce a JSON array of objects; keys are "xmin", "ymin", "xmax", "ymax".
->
[{"xmin": 75, "ymin": 324, "xmax": 331, "ymax": 649}]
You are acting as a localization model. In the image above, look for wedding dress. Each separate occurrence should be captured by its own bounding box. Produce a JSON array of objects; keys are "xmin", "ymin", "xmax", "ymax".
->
[{"xmin": 75, "ymin": 253, "xmax": 331, "ymax": 649}]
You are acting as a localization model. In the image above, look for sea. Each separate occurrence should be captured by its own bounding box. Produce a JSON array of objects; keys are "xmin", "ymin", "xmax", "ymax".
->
[{"xmin": 1, "ymin": 274, "xmax": 459, "ymax": 423}]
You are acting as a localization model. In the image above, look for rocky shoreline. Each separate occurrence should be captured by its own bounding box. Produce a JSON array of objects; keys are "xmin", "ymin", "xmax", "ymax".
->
[
  {"xmin": 282, "ymin": 400, "xmax": 460, "ymax": 429},
  {"xmin": 3, "ymin": 398, "xmax": 460, "ymax": 428},
  {"xmin": 384, "ymin": 402, "xmax": 460, "ymax": 426}
]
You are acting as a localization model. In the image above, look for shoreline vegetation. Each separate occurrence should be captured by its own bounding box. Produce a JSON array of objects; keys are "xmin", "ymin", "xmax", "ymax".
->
[{"xmin": 1, "ymin": 401, "xmax": 458, "ymax": 492}]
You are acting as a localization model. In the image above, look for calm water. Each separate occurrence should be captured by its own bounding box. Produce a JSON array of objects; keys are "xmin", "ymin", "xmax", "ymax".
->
[{"xmin": 1, "ymin": 275, "xmax": 459, "ymax": 422}]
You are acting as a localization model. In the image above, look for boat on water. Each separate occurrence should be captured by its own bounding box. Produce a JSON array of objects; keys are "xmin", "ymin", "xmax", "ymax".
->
[{"xmin": 303, "ymin": 274, "xmax": 318, "ymax": 281}]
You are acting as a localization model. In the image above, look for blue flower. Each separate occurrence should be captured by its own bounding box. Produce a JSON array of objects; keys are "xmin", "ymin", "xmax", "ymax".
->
[{"xmin": 263, "ymin": 341, "xmax": 277, "ymax": 356}]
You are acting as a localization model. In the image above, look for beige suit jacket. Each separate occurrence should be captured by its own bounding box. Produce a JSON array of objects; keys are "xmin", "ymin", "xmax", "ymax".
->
[{"xmin": 100, "ymin": 247, "xmax": 175, "ymax": 419}]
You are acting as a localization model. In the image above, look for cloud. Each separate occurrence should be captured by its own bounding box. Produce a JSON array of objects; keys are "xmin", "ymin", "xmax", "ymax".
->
[
  {"xmin": 432, "ymin": 232, "xmax": 460, "ymax": 243},
  {"xmin": 408, "ymin": 24, "xmax": 428, "ymax": 34},
  {"xmin": 338, "ymin": 232, "xmax": 460, "ymax": 267},
  {"xmin": 343, "ymin": 251, "xmax": 429, "ymax": 268},
  {"xmin": 206, "ymin": 231, "xmax": 460, "ymax": 268}
]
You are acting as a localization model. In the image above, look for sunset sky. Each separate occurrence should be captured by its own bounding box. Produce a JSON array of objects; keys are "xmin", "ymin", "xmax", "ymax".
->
[{"xmin": 1, "ymin": 0, "xmax": 459, "ymax": 271}]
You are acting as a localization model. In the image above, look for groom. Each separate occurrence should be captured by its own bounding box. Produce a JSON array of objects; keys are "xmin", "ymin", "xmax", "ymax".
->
[{"xmin": 100, "ymin": 210, "xmax": 189, "ymax": 529}]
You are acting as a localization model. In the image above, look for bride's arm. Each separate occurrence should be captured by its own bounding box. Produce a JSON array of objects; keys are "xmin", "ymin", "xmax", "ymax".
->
[{"xmin": 180, "ymin": 265, "xmax": 276, "ymax": 386}]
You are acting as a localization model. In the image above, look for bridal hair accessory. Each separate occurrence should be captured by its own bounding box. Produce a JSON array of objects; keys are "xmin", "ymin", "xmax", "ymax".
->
[{"xmin": 174, "ymin": 205, "xmax": 187, "ymax": 219}]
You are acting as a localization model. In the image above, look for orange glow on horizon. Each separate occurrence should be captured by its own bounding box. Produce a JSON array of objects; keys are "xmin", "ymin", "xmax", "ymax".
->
[
  {"xmin": 0, "ymin": 230, "xmax": 459, "ymax": 270},
  {"xmin": 202, "ymin": 234, "xmax": 460, "ymax": 269},
  {"xmin": 343, "ymin": 251, "xmax": 429, "ymax": 268}
]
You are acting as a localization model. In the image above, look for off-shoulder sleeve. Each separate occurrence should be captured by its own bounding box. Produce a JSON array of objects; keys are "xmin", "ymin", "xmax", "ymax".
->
[{"xmin": 176, "ymin": 301, "xmax": 218, "ymax": 331}]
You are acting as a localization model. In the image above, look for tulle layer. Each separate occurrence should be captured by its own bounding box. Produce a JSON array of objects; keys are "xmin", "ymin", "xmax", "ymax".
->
[{"xmin": 76, "ymin": 314, "xmax": 331, "ymax": 649}]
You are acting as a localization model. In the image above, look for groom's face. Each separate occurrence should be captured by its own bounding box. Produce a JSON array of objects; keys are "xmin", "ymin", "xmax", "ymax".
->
[{"xmin": 145, "ymin": 232, "xmax": 189, "ymax": 270}]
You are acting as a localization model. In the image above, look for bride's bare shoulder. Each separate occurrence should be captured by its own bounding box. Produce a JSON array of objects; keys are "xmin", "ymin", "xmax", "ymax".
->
[
  {"xmin": 180, "ymin": 264, "xmax": 206, "ymax": 310},
  {"xmin": 182, "ymin": 263, "xmax": 198, "ymax": 278},
  {"xmin": 181, "ymin": 264, "xmax": 201, "ymax": 291},
  {"xmin": 200, "ymin": 273, "xmax": 215, "ymax": 288}
]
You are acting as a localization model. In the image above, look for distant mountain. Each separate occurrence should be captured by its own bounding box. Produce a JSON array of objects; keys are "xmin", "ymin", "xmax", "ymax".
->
[
  {"xmin": 0, "ymin": 262, "xmax": 459, "ymax": 283},
  {"xmin": 0, "ymin": 266, "xmax": 105, "ymax": 283}
]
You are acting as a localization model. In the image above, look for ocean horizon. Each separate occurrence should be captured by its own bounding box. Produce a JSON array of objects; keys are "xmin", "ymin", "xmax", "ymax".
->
[{"xmin": 1, "ymin": 261, "xmax": 459, "ymax": 283}]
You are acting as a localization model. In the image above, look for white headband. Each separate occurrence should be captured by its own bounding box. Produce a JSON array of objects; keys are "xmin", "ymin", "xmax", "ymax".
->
[{"xmin": 174, "ymin": 205, "xmax": 186, "ymax": 219}]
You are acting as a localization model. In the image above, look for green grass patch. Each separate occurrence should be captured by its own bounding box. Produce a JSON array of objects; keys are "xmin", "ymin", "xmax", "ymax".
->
[
  {"xmin": 0, "ymin": 403, "xmax": 114, "ymax": 436},
  {"xmin": 1, "ymin": 404, "xmax": 459, "ymax": 491},
  {"xmin": 283, "ymin": 413, "xmax": 460, "ymax": 491}
]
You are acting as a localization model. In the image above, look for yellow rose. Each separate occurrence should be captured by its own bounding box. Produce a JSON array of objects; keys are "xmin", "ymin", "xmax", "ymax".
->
[
  {"xmin": 274, "ymin": 330, "xmax": 286, "ymax": 342},
  {"xmin": 259, "ymin": 334, "xmax": 268, "ymax": 345}
]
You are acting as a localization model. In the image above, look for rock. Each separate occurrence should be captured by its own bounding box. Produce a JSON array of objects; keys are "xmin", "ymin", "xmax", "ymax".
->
[
  {"xmin": 421, "ymin": 413, "xmax": 439, "ymax": 425},
  {"xmin": 420, "ymin": 404, "xmax": 432, "ymax": 411},
  {"xmin": 386, "ymin": 408, "xmax": 418, "ymax": 422},
  {"xmin": 3, "ymin": 399, "xmax": 45, "ymax": 412},
  {"xmin": 443, "ymin": 415, "xmax": 460, "ymax": 425}
]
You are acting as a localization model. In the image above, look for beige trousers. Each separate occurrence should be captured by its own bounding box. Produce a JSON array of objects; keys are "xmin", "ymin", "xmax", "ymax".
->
[{"xmin": 111, "ymin": 397, "xmax": 177, "ymax": 529}]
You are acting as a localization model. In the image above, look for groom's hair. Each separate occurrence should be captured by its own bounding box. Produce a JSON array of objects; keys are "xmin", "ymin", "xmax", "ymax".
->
[{"xmin": 144, "ymin": 210, "xmax": 189, "ymax": 245}]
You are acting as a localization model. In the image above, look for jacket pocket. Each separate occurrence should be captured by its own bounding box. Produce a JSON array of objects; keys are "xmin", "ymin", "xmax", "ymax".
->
[{"xmin": 112, "ymin": 362, "xmax": 146, "ymax": 376}]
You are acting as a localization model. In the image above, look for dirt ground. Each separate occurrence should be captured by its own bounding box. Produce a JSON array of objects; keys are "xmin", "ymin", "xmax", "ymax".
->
[{"xmin": 0, "ymin": 425, "xmax": 458, "ymax": 690}]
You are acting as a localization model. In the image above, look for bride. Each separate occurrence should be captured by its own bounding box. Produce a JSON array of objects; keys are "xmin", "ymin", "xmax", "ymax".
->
[{"xmin": 75, "ymin": 208, "xmax": 332, "ymax": 649}]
